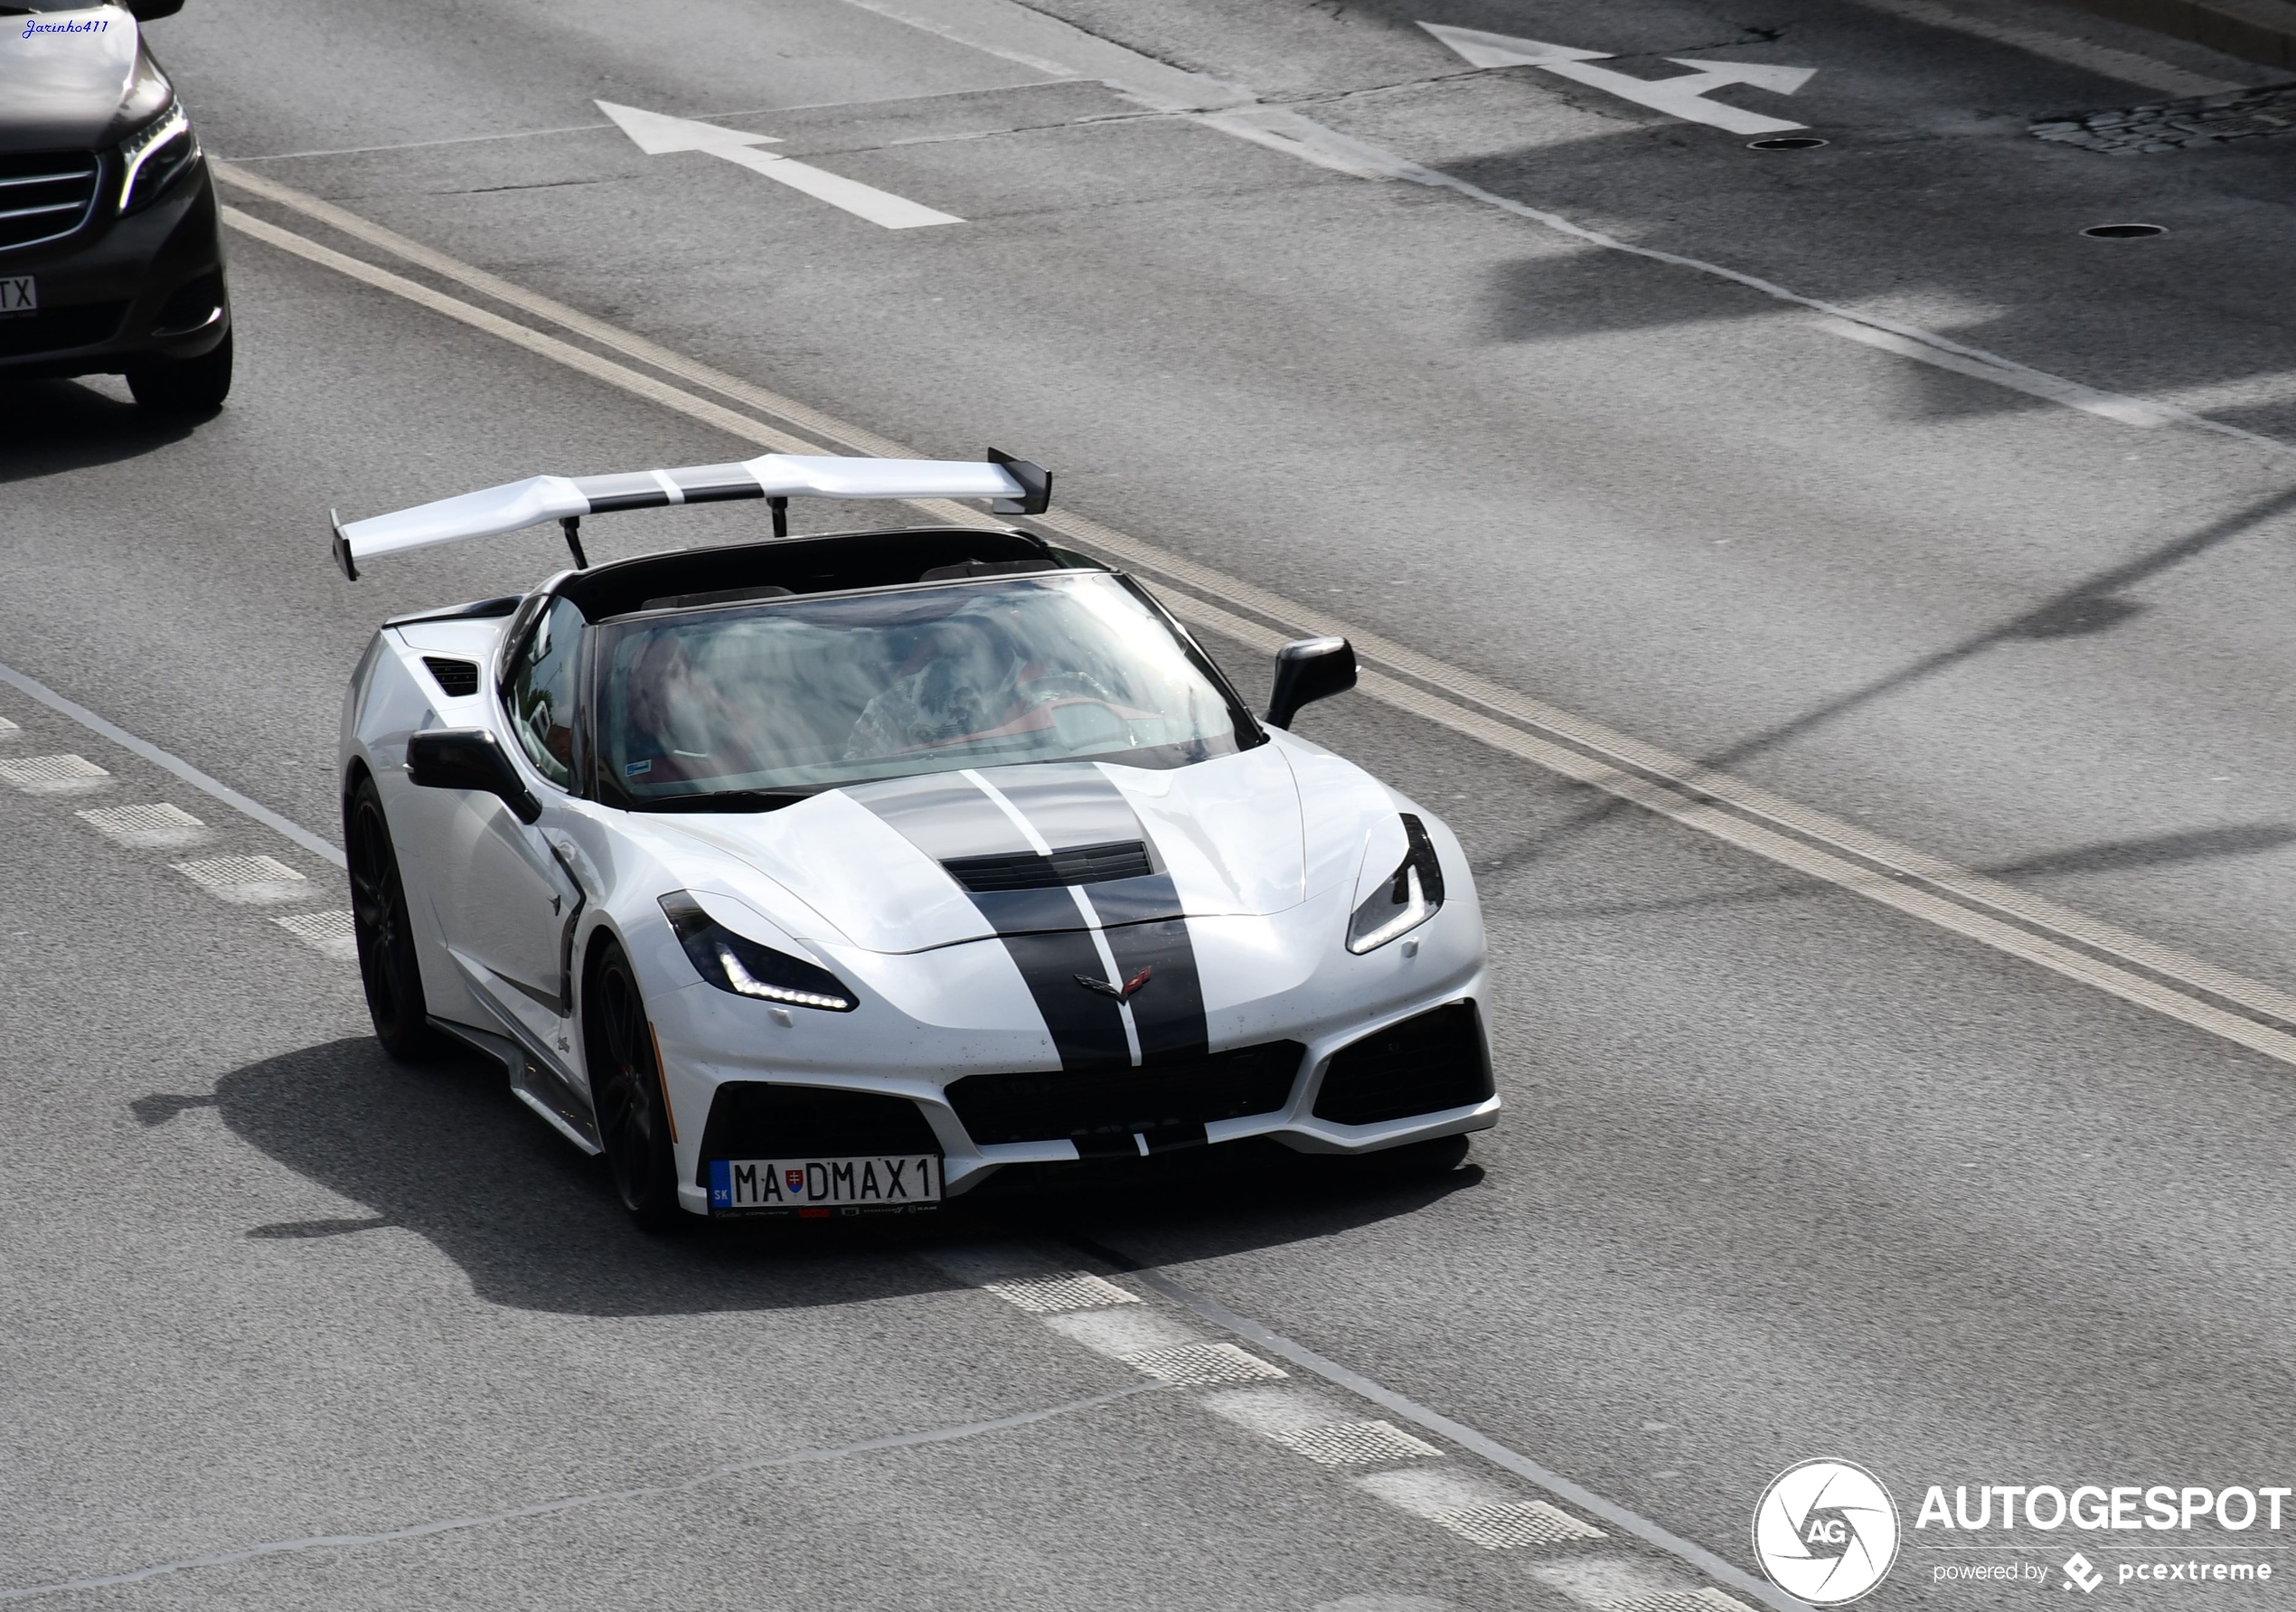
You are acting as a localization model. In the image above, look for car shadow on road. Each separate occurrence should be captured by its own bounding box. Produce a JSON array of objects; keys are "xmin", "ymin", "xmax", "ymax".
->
[
  {"xmin": 183, "ymin": 1036, "xmax": 1479, "ymax": 1316},
  {"xmin": 0, "ymin": 379, "xmax": 204, "ymax": 482}
]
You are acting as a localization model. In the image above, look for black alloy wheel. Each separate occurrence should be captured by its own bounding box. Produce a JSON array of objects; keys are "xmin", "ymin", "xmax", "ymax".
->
[
  {"xmin": 586, "ymin": 945, "xmax": 682, "ymax": 1230},
  {"xmin": 346, "ymin": 778, "xmax": 444, "ymax": 1061}
]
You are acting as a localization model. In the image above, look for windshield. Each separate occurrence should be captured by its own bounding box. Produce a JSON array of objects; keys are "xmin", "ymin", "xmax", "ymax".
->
[{"xmin": 594, "ymin": 573, "xmax": 1251, "ymax": 802}]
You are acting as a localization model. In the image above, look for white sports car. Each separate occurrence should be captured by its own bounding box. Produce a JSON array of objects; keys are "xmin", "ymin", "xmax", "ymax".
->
[{"xmin": 333, "ymin": 449, "xmax": 1496, "ymax": 1227}]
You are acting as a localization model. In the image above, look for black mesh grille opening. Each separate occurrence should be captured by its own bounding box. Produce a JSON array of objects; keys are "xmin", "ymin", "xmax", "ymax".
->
[
  {"xmin": 947, "ymin": 1041, "xmax": 1303, "ymax": 1147},
  {"xmin": 696, "ymin": 1083, "xmax": 940, "ymax": 1183},
  {"xmin": 420, "ymin": 656, "xmax": 480, "ymax": 697},
  {"xmin": 0, "ymin": 301, "xmax": 125, "ymax": 358},
  {"xmin": 943, "ymin": 840, "xmax": 1153, "ymax": 892},
  {"xmin": 0, "ymin": 151, "xmax": 99, "ymax": 252},
  {"xmin": 1312, "ymin": 1001, "xmax": 1491, "ymax": 1126}
]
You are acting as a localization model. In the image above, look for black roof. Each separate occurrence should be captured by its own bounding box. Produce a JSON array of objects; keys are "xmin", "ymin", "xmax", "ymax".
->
[{"xmin": 557, "ymin": 526, "xmax": 1101, "ymax": 622}]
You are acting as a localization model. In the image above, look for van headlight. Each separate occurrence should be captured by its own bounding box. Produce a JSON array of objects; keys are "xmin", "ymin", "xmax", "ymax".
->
[
  {"xmin": 118, "ymin": 103, "xmax": 198, "ymax": 215},
  {"xmin": 1347, "ymin": 813, "xmax": 1445, "ymax": 954},
  {"xmin": 659, "ymin": 891, "xmax": 857, "ymax": 1011}
]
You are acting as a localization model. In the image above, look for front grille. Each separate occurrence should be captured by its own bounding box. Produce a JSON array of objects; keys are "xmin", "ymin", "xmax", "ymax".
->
[
  {"xmin": 0, "ymin": 151, "xmax": 101, "ymax": 252},
  {"xmin": 694, "ymin": 1082, "xmax": 939, "ymax": 1184},
  {"xmin": 947, "ymin": 1041, "xmax": 1303, "ymax": 1152},
  {"xmin": 943, "ymin": 840, "xmax": 1153, "ymax": 892},
  {"xmin": 420, "ymin": 656, "xmax": 480, "ymax": 698},
  {"xmin": 1312, "ymin": 1001, "xmax": 1492, "ymax": 1126},
  {"xmin": 0, "ymin": 301, "xmax": 125, "ymax": 359}
]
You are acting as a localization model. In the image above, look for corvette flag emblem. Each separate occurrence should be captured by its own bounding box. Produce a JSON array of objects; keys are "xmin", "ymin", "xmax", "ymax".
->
[{"xmin": 1076, "ymin": 966, "xmax": 1153, "ymax": 1001}]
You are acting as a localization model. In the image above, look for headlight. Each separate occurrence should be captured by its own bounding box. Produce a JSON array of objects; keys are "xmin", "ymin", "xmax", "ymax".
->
[
  {"xmin": 1346, "ymin": 813, "xmax": 1445, "ymax": 954},
  {"xmin": 659, "ymin": 891, "xmax": 856, "ymax": 1011},
  {"xmin": 118, "ymin": 102, "xmax": 197, "ymax": 215}
]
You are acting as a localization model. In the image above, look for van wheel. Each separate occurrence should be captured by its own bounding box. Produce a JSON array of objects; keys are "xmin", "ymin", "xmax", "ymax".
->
[{"xmin": 127, "ymin": 328, "xmax": 232, "ymax": 412}]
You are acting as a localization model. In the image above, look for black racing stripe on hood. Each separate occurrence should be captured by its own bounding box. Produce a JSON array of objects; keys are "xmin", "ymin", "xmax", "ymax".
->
[
  {"xmin": 1094, "ymin": 910, "xmax": 1209, "ymax": 1067},
  {"xmin": 852, "ymin": 764, "xmax": 1206, "ymax": 1072},
  {"xmin": 1000, "ymin": 929, "xmax": 1133, "ymax": 1071}
]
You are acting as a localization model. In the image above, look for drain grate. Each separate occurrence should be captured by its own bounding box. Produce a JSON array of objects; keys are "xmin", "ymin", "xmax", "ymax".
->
[
  {"xmin": 2034, "ymin": 83, "xmax": 2296, "ymax": 153},
  {"xmin": 0, "ymin": 753, "xmax": 109, "ymax": 793},
  {"xmin": 1125, "ymin": 1342, "xmax": 1289, "ymax": 1386}
]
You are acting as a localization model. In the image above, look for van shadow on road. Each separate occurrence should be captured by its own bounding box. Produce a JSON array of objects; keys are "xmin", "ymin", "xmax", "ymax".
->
[
  {"xmin": 158, "ymin": 1037, "xmax": 1477, "ymax": 1317},
  {"xmin": 0, "ymin": 379, "xmax": 206, "ymax": 484}
]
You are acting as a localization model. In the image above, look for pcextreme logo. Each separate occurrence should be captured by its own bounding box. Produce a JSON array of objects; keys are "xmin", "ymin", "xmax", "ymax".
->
[{"xmin": 1753, "ymin": 1458, "xmax": 1904, "ymax": 1605}]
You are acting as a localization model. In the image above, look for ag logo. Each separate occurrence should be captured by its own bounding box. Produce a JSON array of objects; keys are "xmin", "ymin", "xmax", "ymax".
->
[{"xmin": 1752, "ymin": 1458, "xmax": 1901, "ymax": 1605}]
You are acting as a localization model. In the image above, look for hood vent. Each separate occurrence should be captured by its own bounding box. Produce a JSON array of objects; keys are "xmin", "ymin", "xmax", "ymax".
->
[
  {"xmin": 421, "ymin": 656, "xmax": 481, "ymax": 698},
  {"xmin": 943, "ymin": 839, "xmax": 1152, "ymax": 892}
]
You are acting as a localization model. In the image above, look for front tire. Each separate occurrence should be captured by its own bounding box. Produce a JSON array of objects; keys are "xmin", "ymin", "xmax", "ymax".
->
[
  {"xmin": 127, "ymin": 327, "xmax": 232, "ymax": 413},
  {"xmin": 586, "ymin": 944, "xmax": 682, "ymax": 1230},
  {"xmin": 346, "ymin": 778, "xmax": 446, "ymax": 1062}
]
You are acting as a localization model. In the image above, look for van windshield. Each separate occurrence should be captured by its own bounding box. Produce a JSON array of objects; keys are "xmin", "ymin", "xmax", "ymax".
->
[{"xmin": 595, "ymin": 573, "xmax": 1248, "ymax": 803}]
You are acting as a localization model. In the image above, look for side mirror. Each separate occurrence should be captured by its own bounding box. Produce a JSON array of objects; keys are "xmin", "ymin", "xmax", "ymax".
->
[
  {"xmin": 1265, "ymin": 636, "xmax": 1357, "ymax": 730},
  {"xmin": 126, "ymin": 0, "xmax": 186, "ymax": 18},
  {"xmin": 407, "ymin": 730, "xmax": 541, "ymax": 824}
]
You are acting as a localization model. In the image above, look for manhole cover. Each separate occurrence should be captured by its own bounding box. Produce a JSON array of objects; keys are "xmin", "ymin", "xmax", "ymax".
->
[
  {"xmin": 2082, "ymin": 222, "xmax": 2166, "ymax": 238},
  {"xmin": 1746, "ymin": 135, "xmax": 1828, "ymax": 149}
]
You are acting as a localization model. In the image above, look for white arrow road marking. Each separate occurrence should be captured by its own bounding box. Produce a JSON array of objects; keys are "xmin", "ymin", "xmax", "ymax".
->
[
  {"xmin": 1419, "ymin": 22, "xmax": 1816, "ymax": 135},
  {"xmin": 596, "ymin": 101, "xmax": 962, "ymax": 230}
]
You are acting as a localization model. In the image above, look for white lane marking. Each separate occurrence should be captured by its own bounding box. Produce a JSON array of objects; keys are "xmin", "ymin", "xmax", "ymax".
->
[
  {"xmin": 1126, "ymin": 1342, "xmax": 1291, "ymax": 1386},
  {"xmin": 1040, "ymin": 1305, "xmax": 1206, "ymax": 1356},
  {"xmin": 598, "ymin": 100, "xmax": 963, "ymax": 229},
  {"xmin": 1814, "ymin": 315, "xmax": 2174, "ymax": 425},
  {"xmin": 173, "ymin": 854, "xmax": 310, "ymax": 905},
  {"xmin": 273, "ymin": 910, "xmax": 359, "ymax": 960},
  {"xmin": 1531, "ymin": 1557, "xmax": 1762, "ymax": 1612},
  {"xmin": 1207, "ymin": 1388, "xmax": 1446, "ymax": 1466},
  {"xmin": 1121, "ymin": 1264, "xmax": 1804, "ymax": 1611},
  {"xmin": 0, "ymin": 659, "xmax": 345, "ymax": 868},
  {"xmin": 0, "ymin": 753, "xmax": 109, "ymax": 794},
  {"xmin": 0, "ymin": 1383, "xmax": 1153, "ymax": 1606},
  {"xmin": 1840, "ymin": 0, "xmax": 2242, "ymax": 96},
  {"xmin": 1360, "ymin": 1468, "xmax": 1605, "ymax": 1549},
  {"xmin": 208, "ymin": 192, "xmax": 2296, "ymax": 1068},
  {"xmin": 816, "ymin": 0, "xmax": 2291, "ymax": 456},
  {"xmin": 983, "ymin": 1272, "xmax": 1142, "ymax": 1314},
  {"xmin": 76, "ymin": 802, "xmax": 211, "ymax": 849},
  {"xmin": 0, "ymin": 715, "xmax": 18, "ymax": 739},
  {"xmin": 1417, "ymin": 24, "xmax": 1815, "ymax": 136}
]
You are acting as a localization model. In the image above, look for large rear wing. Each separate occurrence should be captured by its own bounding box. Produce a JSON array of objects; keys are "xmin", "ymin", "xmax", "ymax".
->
[{"xmin": 329, "ymin": 448, "xmax": 1049, "ymax": 580}]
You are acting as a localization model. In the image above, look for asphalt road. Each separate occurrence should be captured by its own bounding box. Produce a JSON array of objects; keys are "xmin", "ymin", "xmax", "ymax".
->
[{"xmin": 6, "ymin": 0, "xmax": 2296, "ymax": 1607}]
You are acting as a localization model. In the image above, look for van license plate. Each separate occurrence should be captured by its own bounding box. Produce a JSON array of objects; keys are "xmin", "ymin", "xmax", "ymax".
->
[{"xmin": 0, "ymin": 278, "xmax": 34, "ymax": 314}]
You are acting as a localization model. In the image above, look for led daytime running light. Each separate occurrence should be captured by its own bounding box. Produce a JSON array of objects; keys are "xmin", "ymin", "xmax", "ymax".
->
[
  {"xmin": 712, "ymin": 938, "xmax": 852, "ymax": 1011},
  {"xmin": 118, "ymin": 103, "xmax": 192, "ymax": 212}
]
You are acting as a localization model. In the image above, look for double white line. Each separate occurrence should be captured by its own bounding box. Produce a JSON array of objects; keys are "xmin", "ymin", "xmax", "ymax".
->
[{"xmin": 212, "ymin": 161, "xmax": 2296, "ymax": 1070}]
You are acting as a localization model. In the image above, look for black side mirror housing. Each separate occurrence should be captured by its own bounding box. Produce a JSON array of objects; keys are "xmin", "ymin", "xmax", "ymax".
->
[
  {"xmin": 407, "ymin": 730, "xmax": 541, "ymax": 824},
  {"xmin": 1265, "ymin": 636, "xmax": 1357, "ymax": 730},
  {"xmin": 126, "ymin": 0, "xmax": 186, "ymax": 19}
]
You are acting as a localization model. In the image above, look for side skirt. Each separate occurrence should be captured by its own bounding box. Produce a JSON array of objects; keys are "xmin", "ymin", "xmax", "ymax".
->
[{"xmin": 428, "ymin": 1013, "xmax": 605, "ymax": 1155}]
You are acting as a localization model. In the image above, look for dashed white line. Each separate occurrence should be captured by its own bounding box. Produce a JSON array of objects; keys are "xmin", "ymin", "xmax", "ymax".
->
[
  {"xmin": 76, "ymin": 803, "xmax": 211, "ymax": 849},
  {"xmin": 0, "ymin": 754, "xmax": 109, "ymax": 794},
  {"xmin": 982, "ymin": 1271, "xmax": 1142, "ymax": 1314},
  {"xmin": 173, "ymin": 854, "xmax": 310, "ymax": 905},
  {"xmin": 0, "ymin": 659, "xmax": 344, "ymax": 868},
  {"xmin": 272, "ymin": 910, "xmax": 359, "ymax": 960},
  {"xmin": 1360, "ymin": 1467, "xmax": 1606, "ymax": 1549}
]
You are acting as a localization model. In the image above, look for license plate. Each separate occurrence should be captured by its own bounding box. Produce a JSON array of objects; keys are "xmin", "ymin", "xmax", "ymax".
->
[
  {"xmin": 0, "ymin": 277, "xmax": 33, "ymax": 314},
  {"xmin": 709, "ymin": 1155, "xmax": 941, "ymax": 1212}
]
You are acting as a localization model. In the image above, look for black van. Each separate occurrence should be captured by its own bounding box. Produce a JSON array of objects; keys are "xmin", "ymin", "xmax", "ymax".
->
[{"xmin": 0, "ymin": 0, "xmax": 230, "ymax": 410}]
